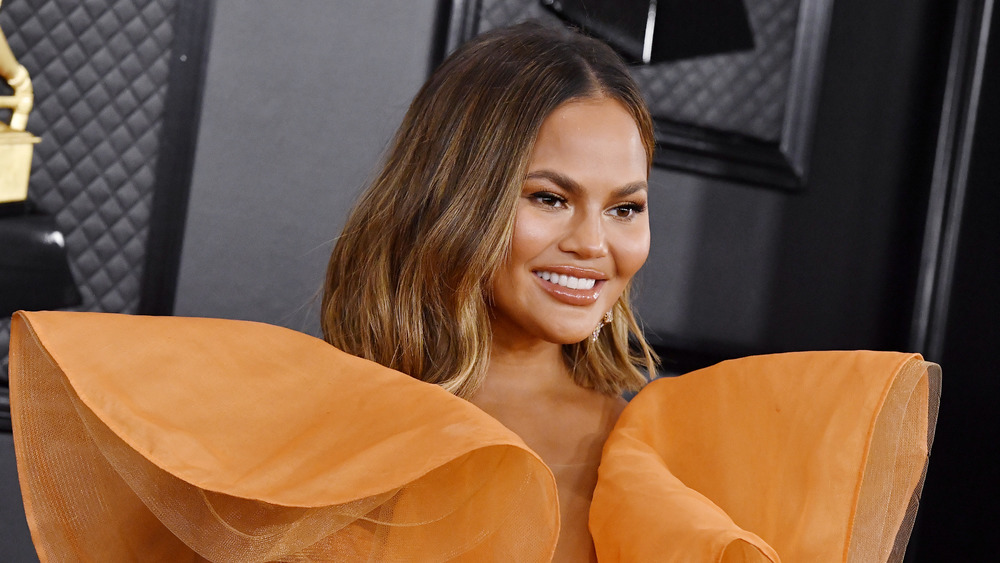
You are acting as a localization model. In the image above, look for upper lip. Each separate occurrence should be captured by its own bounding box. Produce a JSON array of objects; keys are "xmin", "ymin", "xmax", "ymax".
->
[{"xmin": 531, "ymin": 265, "xmax": 609, "ymax": 280}]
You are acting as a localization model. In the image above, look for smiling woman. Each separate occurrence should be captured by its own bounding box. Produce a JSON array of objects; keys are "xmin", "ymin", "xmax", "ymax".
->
[
  {"xmin": 475, "ymin": 97, "xmax": 655, "ymax": 559},
  {"xmin": 322, "ymin": 23, "xmax": 658, "ymax": 408},
  {"xmin": 474, "ymin": 97, "xmax": 653, "ymax": 560},
  {"xmin": 321, "ymin": 26, "xmax": 660, "ymax": 559}
]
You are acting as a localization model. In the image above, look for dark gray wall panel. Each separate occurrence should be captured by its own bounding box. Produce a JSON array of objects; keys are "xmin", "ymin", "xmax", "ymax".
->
[
  {"xmin": 636, "ymin": 168, "xmax": 783, "ymax": 353},
  {"xmin": 0, "ymin": 433, "xmax": 36, "ymax": 561},
  {"xmin": 174, "ymin": 0, "xmax": 438, "ymax": 334}
]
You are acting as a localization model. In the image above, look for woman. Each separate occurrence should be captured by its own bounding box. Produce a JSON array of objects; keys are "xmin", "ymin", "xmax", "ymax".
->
[
  {"xmin": 317, "ymin": 22, "xmax": 936, "ymax": 562},
  {"xmin": 9, "ymin": 21, "xmax": 937, "ymax": 563},
  {"xmin": 321, "ymin": 21, "xmax": 657, "ymax": 560}
]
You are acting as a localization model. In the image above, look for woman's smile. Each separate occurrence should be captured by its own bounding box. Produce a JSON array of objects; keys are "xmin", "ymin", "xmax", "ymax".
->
[{"xmin": 531, "ymin": 267, "xmax": 607, "ymax": 305}]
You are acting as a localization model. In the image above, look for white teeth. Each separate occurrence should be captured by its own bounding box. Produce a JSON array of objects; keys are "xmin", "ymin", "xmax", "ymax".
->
[{"xmin": 534, "ymin": 271, "xmax": 599, "ymax": 290}]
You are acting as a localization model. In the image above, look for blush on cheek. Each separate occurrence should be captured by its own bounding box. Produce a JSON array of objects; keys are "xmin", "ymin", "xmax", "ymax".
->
[
  {"xmin": 509, "ymin": 205, "xmax": 566, "ymax": 265},
  {"xmin": 615, "ymin": 232, "xmax": 650, "ymax": 279},
  {"xmin": 515, "ymin": 207, "xmax": 565, "ymax": 241}
]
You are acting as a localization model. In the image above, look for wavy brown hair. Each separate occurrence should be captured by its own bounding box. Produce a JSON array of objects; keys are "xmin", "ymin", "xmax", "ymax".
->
[{"xmin": 322, "ymin": 22, "xmax": 658, "ymax": 398}]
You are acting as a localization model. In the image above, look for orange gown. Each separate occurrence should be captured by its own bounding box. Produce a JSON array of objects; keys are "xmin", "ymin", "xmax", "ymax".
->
[{"xmin": 8, "ymin": 311, "xmax": 939, "ymax": 562}]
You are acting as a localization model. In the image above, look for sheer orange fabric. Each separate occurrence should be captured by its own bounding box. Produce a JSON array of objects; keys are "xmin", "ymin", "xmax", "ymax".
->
[
  {"xmin": 9, "ymin": 312, "xmax": 939, "ymax": 561},
  {"xmin": 10, "ymin": 311, "xmax": 559, "ymax": 561},
  {"xmin": 591, "ymin": 351, "xmax": 939, "ymax": 562}
]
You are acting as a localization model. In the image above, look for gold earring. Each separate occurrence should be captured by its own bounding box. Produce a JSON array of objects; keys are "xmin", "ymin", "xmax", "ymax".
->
[{"xmin": 591, "ymin": 310, "xmax": 613, "ymax": 343}]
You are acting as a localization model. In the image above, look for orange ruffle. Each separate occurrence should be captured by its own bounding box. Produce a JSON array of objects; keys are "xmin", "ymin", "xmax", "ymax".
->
[
  {"xmin": 9, "ymin": 312, "xmax": 938, "ymax": 562},
  {"xmin": 592, "ymin": 351, "xmax": 938, "ymax": 562},
  {"xmin": 10, "ymin": 311, "xmax": 559, "ymax": 561}
]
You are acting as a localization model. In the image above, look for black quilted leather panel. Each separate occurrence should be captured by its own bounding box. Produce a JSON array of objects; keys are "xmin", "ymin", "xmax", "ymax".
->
[
  {"xmin": 474, "ymin": 0, "xmax": 799, "ymax": 142},
  {"xmin": 632, "ymin": 0, "xmax": 797, "ymax": 142},
  {"xmin": 0, "ymin": 0, "xmax": 178, "ymax": 384}
]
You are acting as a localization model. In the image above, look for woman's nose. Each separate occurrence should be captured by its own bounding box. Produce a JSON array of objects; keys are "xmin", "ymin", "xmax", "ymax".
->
[{"xmin": 559, "ymin": 210, "xmax": 608, "ymax": 258}]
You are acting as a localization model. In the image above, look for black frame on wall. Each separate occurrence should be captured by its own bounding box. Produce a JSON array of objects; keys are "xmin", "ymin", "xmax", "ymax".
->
[
  {"xmin": 441, "ymin": 0, "xmax": 835, "ymax": 190},
  {"xmin": 910, "ymin": 0, "xmax": 995, "ymax": 361},
  {"xmin": 139, "ymin": 0, "xmax": 215, "ymax": 316}
]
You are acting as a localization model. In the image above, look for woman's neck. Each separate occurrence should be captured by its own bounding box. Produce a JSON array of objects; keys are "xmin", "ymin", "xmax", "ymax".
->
[
  {"xmin": 473, "ymin": 331, "xmax": 624, "ymax": 563},
  {"xmin": 472, "ymin": 331, "xmax": 623, "ymax": 462},
  {"xmin": 482, "ymin": 333, "xmax": 572, "ymax": 397}
]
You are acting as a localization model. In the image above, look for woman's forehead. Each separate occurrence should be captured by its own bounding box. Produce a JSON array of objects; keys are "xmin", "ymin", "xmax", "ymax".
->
[{"xmin": 528, "ymin": 97, "xmax": 648, "ymax": 177}]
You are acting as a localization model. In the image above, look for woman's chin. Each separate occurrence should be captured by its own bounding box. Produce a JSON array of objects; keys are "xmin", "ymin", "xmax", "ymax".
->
[
  {"xmin": 544, "ymin": 327, "xmax": 599, "ymax": 346},
  {"xmin": 491, "ymin": 314, "xmax": 603, "ymax": 346}
]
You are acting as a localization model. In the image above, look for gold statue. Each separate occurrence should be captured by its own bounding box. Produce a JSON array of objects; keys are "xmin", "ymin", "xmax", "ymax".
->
[{"xmin": 0, "ymin": 0, "xmax": 41, "ymax": 205}]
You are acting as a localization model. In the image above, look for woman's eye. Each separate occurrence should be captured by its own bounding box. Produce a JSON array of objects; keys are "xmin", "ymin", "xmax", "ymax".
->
[
  {"xmin": 609, "ymin": 203, "xmax": 647, "ymax": 219},
  {"xmin": 530, "ymin": 192, "xmax": 566, "ymax": 208}
]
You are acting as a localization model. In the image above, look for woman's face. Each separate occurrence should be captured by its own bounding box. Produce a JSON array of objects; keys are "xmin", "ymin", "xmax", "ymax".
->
[{"xmin": 491, "ymin": 96, "xmax": 650, "ymax": 346}]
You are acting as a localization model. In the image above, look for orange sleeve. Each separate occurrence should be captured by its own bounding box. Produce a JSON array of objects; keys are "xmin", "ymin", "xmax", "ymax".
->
[
  {"xmin": 591, "ymin": 351, "xmax": 939, "ymax": 563},
  {"xmin": 9, "ymin": 311, "xmax": 559, "ymax": 562}
]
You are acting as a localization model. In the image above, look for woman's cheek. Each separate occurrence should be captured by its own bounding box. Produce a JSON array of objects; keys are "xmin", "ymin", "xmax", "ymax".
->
[
  {"xmin": 616, "ymin": 226, "xmax": 650, "ymax": 278},
  {"xmin": 512, "ymin": 208, "xmax": 560, "ymax": 256}
]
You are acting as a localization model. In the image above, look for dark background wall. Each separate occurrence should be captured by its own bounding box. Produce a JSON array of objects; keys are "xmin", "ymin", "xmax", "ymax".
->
[
  {"xmin": 172, "ymin": 1, "xmax": 441, "ymax": 334},
  {"xmin": 918, "ymin": 2, "xmax": 1000, "ymax": 556},
  {"xmin": 2, "ymin": 0, "xmax": 996, "ymax": 560},
  {"xmin": 761, "ymin": 0, "xmax": 944, "ymax": 354}
]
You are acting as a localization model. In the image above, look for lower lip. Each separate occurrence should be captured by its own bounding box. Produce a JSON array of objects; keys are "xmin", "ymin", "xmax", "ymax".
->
[{"xmin": 533, "ymin": 274, "xmax": 605, "ymax": 305}]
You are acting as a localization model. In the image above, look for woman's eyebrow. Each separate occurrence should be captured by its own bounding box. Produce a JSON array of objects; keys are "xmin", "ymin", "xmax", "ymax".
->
[
  {"xmin": 526, "ymin": 170, "xmax": 582, "ymax": 193},
  {"xmin": 613, "ymin": 182, "xmax": 648, "ymax": 198},
  {"xmin": 526, "ymin": 170, "xmax": 648, "ymax": 197}
]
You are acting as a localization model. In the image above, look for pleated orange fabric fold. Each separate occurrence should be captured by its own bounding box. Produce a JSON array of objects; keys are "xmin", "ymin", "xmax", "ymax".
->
[
  {"xmin": 10, "ymin": 312, "xmax": 939, "ymax": 562},
  {"xmin": 9, "ymin": 311, "xmax": 559, "ymax": 562},
  {"xmin": 591, "ymin": 351, "xmax": 940, "ymax": 563}
]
